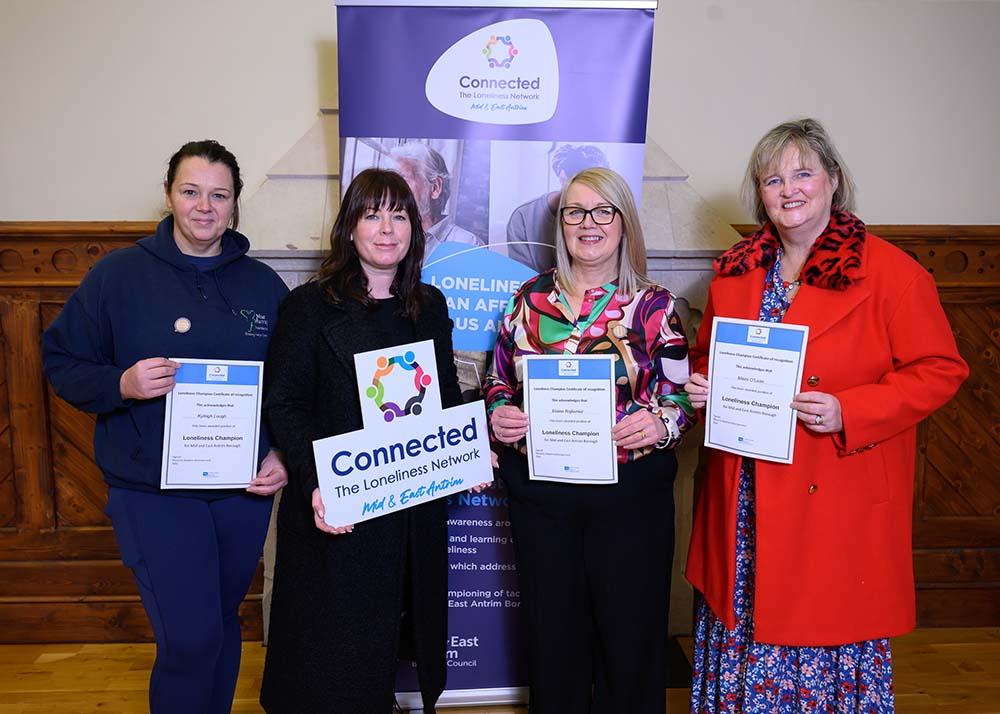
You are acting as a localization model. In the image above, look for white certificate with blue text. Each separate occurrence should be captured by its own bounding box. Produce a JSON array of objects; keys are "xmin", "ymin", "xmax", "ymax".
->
[
  {"xmin": 160, "ymin": 359, "xmax": 263, "ymax": 489},
  {"xmin": 705, "ymin": 318, "xmax": 808, "ymax": 464},
  {"xmin": 523, "ymin": 355, "xmax": 618, "ymax": 484}
]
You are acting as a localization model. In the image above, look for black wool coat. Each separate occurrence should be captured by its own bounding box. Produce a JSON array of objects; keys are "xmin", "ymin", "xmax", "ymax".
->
[{"xmin": 259, "ymin": 281, "xmax": 462, "ymax": 714}]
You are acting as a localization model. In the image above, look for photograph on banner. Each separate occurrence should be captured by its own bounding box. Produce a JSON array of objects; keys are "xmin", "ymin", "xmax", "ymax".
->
[
  {"xmin": 489, "ymin": 140, "xmax": 647, "ymax": 273},
  {"xmin": 312, "ymin": 339, "xmax": 493, "ymax": 528},
  {"xmin": 341, "ymin": 137, "xmax": 489, "ymax": 258}
]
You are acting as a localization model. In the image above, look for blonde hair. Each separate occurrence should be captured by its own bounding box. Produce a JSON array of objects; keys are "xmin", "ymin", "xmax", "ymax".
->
[
  {"xmin": 740, "ymin": 118, "xmax": 857, "ymax": 224},
  {"xmin": 554, "ymin": 167, "xmax": 653, "ymax": 297}
]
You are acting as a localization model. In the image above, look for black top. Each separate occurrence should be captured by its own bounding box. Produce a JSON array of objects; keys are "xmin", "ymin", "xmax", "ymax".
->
[{"xmin": 370, "ymin": 296, "xmax": 416, "ymax": 347}]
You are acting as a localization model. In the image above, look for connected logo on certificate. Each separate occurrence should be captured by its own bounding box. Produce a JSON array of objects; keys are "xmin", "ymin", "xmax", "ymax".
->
[
  {"xmin": 160, "ymin": 359, "xmax": 263, "ymax": 489},
  {"xmin": 523, "ymin": 355, "xmax": 618, "ymax": 484},
  {"xmin": 312, "ymin": 339, "xmax": 493, "ymax": 528},
  {"xmin": 705, "ymin": 318, "xmax": 809, "ymax": 464}
]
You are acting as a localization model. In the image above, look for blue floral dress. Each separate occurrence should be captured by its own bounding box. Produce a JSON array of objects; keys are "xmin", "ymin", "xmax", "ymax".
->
[{"xmin": 689, "ymin": 252, "xmax": 895, "ymax": 713}]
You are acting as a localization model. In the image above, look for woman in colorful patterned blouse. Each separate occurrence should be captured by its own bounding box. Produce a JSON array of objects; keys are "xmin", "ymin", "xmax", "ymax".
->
[
  {"xmin": 483, "ymin": 167, "xmax": 696, "ymax": 714},
  {"xmin": 684, "ymin": 118, "xmax": 968, "ymax": 713}
]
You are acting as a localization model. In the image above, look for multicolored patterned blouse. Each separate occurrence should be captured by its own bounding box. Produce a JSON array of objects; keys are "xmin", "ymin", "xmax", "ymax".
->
[{"xmin": 483, "ymin": 269, "xmax": 696, "ymax": 463}]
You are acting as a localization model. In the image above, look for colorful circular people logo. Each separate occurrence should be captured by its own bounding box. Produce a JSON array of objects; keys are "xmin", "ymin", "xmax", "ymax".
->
[
  {"xmin": 483, "ymin": 34, "xmax": 517, "ymax": 68},
  {"xmin": 365, "ymin": 350, "xmax": 433, "ymax": 422}
]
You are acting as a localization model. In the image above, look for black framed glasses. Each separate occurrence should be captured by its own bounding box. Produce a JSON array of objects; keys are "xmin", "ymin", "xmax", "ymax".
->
[{"xmin": 560, "ymin": 205, "xmax": 619, "ymax": 226}]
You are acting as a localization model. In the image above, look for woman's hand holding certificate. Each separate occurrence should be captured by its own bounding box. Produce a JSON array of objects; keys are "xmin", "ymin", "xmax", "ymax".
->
[
  {"xmin": 523, "ymin": 355, "xmax": 618, "ymax": 484},
  {"xmin": 703, "ymin": 317, "xmax": 808, "ymax": 464}
]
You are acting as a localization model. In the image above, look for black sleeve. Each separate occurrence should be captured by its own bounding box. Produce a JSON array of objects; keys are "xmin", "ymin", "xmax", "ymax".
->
[{"xmin": 264, "ymin": 286, "xmax": 324, "ymax": 504}]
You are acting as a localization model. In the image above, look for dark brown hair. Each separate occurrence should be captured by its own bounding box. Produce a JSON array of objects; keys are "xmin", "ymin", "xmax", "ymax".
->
[
  {"xmin": 316, "ymin": 168, "xmax": 426, "ymax": 316},
  {"xmin": 165, "ymin": 140, "xmax": 243, "ymax": 228}
]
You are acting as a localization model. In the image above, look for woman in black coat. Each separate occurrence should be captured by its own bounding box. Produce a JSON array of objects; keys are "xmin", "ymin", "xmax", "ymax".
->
[{"xmin": 260, "ymin": 169, "xmax": 463, "ymax": 713}]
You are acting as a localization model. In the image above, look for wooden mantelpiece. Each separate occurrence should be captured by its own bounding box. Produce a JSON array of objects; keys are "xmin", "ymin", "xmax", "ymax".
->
[{"xmin": 0, "ymin": 221, "xmax": 996, "ymax": 642}]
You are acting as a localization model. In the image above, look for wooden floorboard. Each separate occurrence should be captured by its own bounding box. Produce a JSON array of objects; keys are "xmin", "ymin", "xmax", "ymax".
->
[{"xmin": 0, "ymin": 628, "xmax": 996, "ymax": 713}]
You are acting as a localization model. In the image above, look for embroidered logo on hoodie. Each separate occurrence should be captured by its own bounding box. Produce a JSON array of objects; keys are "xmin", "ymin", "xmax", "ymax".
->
[{"xmin": 240, "ymin": 309, "xmax": 271, "ymax": 338}]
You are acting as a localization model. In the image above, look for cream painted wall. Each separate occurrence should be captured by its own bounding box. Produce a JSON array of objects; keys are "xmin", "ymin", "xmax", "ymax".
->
[
  {"xmin": 647, "ymin": 0, "xmax": 1000, "ymax": 225},
  {"xmin": 0, "ymin": 0, "xmax": 338, "ymax": 221},
  {"xmin": 1, "ymin": 0, "xmax": 998, "ymax": 225}
]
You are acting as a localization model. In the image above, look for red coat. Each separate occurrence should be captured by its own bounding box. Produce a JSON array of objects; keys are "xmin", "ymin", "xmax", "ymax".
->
[{"xmin": 685, "ymin": 232, "xmax": 968, "ymax": 646}]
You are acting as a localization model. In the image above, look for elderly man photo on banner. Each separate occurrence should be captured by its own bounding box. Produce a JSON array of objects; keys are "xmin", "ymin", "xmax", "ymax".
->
[{"xmin": 342, "ymin": 137, "xmax": 486, "ymax": 260}]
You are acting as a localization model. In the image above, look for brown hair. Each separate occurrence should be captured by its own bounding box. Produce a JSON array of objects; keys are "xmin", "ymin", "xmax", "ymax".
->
[
  {"xmin": 165, "ymin": 140, "xmax": 243, "ymax": 228},
  {"xmin": 316, "ymin": 169, "xmax": 426, "ymax": 316}
]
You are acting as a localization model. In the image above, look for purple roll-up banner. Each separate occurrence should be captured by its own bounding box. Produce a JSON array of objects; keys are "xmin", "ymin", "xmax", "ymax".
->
[{"xmin": 335, "ymin": 1, "xmax": 656, "ymax": 708}]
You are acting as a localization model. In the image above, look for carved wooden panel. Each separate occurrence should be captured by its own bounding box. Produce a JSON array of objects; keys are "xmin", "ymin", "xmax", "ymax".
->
[
  {"xmin": 891, "ymin": 231, "xmax": 1000, "ymax": 627},
  {"xmin": 0, "ymin": 224, "xmax": 238, "ymax": 643},
  {"xmin": 0, "ymin": 340, "xmax": 15, "ymax": 530},
  {"xmin": 918, "ymin": 301, "xmax": 1000, "ymax": 526},
  {"xmin": 910, "ymin": 280, "xmax": 1000, "ymax": 626},
  {"xmin": 0, "ymin": 222, "xmax": 154, "ymax": 287},
  {"xmin": 40, "ymin": 303, "xmax": 109, "ymax": 528}
]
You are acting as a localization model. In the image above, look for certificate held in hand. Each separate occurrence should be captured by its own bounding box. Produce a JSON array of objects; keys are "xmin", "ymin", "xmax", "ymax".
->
[
  {"xmin": 705, "ymin": 318, "xmax": 808, "ymax": 464},
  {"xmin": 523, "ymin": 354, "xmax": 618, "ymax": 484},
  {"xmin": 160, "ymin": 359, "xmax": 263, "ymax": 489}
]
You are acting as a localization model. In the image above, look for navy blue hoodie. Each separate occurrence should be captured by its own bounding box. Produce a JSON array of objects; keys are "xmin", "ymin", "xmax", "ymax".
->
[{"xmin": 42, "ymin": 216, "xmax": 289, "ymax": 497}]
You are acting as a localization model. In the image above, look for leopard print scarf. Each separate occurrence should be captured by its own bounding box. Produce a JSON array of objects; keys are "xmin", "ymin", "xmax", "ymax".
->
[{"xmin": 714, "ymin": 211, "xmax": 866, "ymax": 291}]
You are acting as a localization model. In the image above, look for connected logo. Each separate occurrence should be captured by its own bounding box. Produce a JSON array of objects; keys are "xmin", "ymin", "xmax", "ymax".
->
[
  {"xmin": 483, "ymin": 34, "xmax": 517, "ymax": 68},
  {"xmin": 365, "ymin": 350, "xmax": 434, "ymax": 422}
]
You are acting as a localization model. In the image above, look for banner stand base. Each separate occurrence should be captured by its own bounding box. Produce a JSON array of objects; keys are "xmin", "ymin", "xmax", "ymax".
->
[{"xmin": 396, "ymin": 686, "xmax": 529, "ymax": 711}]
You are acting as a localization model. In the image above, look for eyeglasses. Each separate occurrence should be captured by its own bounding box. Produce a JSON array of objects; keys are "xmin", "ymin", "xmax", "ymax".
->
[{"xmin": 560, "ymin": 205, "xmax": 619, "ymax": 226}]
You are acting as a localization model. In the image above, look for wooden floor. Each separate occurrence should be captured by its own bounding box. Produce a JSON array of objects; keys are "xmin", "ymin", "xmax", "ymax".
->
[{"xmin": 0, "ymin": 628, "xmax": 997, "ymax": 713}]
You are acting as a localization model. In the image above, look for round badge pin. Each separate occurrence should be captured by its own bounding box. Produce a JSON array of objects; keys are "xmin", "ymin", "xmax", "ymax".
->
[{"xmin": 174, "ymin": 317, "xmax": 192, "ymax": 334}]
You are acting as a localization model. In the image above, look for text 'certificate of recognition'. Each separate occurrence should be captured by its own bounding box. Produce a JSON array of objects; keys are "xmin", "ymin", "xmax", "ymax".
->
[
  {"xmin": 160, "ymin": 359, "xmax": 263, "ymax": 489},
  {"xmin": 524, "ymin": 355, "xmax": 617, "ymax": 484},
  {"xmin": 705, "ymin": 318, "xmax": 808, "ymax": 464}
]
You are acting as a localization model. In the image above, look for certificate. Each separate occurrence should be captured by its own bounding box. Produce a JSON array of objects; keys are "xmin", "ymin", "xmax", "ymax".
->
[
  {"xmin": 160, "ymin": 359, "xmax": 263, "ymax": 489},
  {"xmin": 523, "ymin": 355, "xmax": 618, "ymax": 484},
  {"xmin": 705, "ymin": 318, "xmax": 808, "ymax": 464}
]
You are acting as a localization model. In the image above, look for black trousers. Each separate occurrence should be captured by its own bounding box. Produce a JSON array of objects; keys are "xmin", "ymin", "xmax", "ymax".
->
[{"xmin": 500, "ymin": 448, "xmax": 676, "ymax": 714}]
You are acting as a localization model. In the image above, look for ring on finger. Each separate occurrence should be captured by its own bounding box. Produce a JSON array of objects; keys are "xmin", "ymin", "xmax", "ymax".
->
[
  {"xmin": 814, "ymin": 415, "xmax": 823, "ymax": 425},
  {"xmin": 640, "ymin": 429, "xmax": 646, "ymax": 440}
]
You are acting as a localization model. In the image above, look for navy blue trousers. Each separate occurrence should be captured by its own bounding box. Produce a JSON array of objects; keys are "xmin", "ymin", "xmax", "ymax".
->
[{"xmin": 105, "ymin": 488, "xmax": 273, "ymax": 714}]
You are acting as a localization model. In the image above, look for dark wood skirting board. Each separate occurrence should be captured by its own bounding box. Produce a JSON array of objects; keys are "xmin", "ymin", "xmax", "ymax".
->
[{"xmin": 0, "ymin": 221, "xmax": 996, "ymax": 641}]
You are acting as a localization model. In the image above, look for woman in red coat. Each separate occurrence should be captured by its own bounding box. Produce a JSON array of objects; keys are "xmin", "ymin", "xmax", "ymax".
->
[{"xmin": 684, "ymin": 118, "xmax": 968, "ymax": 712}]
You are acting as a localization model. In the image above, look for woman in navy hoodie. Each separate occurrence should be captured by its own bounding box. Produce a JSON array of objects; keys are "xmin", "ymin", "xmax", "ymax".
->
[{"xmin": 42, "ymin": 140, "xmax": 289, "ymax": 714}]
